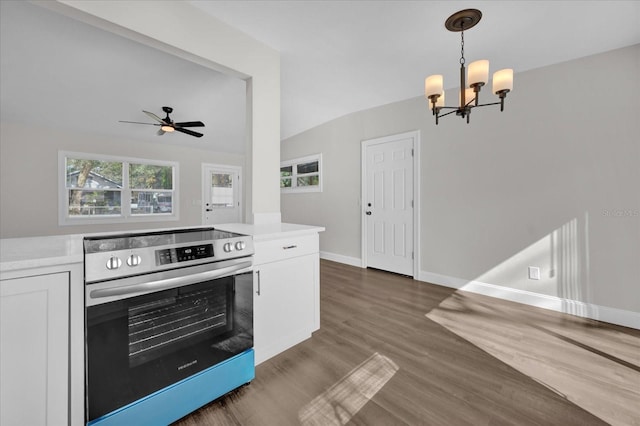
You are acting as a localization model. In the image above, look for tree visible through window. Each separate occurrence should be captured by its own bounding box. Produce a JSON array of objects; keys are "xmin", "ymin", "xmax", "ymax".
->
[
  {"xmin": 66, "ymin": 159, "xmax": 122, "ymax": 216},
  {"xmin": 61, "ymin": 152, "xmax": 177, "ymax": 224}
]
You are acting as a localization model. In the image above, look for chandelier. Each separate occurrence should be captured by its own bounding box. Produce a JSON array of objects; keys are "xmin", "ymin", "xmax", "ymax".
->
[{"xmin": 425, "ymin": 9, "xmax": 513, "ymax": 125}]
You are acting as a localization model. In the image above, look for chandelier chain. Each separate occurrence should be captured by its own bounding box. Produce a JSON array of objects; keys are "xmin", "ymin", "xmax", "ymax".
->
[{"xmin": 460, "ymin": 29, "xmax": 465, "ymax": 65}]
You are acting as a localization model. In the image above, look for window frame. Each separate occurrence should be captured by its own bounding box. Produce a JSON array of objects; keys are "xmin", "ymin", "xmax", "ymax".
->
[
  {"xmin": 58, "ymin": 151, "xmax": 179, "ymax": 226},
  {"xmin": 280, "ymin": 153, "xmax": 322, "ymax": 193}
]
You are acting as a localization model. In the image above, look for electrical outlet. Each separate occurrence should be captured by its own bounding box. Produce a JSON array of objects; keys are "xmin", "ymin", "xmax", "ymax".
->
[{"xmin": 528, "ymin": 266, "xmax": 541, "ymax": 280}]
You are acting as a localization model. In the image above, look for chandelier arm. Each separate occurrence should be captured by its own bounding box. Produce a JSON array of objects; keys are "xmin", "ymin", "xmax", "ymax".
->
[
  {"xmin": 471, "ymin": 101, "xmax": 502, "ymax": 108},
  {"xmin": 438, "ymin": 110, "xmax": 459, "ymax": 118}
]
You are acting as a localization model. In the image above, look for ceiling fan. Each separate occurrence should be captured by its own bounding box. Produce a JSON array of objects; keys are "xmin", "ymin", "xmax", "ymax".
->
[{"xmin": 119, "ymin": 106, "xmax": 205, "ymax": 138}]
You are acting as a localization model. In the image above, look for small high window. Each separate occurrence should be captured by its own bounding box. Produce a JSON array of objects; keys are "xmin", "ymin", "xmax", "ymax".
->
[{"xmin": 280, "ymin": 154, "xmax": 322, "ymax": 193}]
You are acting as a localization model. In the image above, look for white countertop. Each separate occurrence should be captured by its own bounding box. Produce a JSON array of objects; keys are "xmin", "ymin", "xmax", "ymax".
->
[
  {"xmin": 0, "ymin": 223, "xmax": 324, "ymax": 273},
  {"xmin": 0, "ymin": 234, "xmax": 84, "ymax": 273},
  {"xmin": 215, "ymin": 222, "xmax": 325, "ymax": 241}
]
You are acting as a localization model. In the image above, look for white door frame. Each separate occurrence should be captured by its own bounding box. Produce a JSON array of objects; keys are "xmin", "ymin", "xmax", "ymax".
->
[
  {"xmin": 361, "ymin": 130, "xmax": 421, "ymax": 279},
  {"xmin": 201, "ymin": 163, "xmax": 243, "ymax": 225}
]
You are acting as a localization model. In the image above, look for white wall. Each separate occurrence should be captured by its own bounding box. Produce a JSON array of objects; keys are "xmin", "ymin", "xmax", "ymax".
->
[
  {"xmin": 49, "ymin": 0, "xmax": 281, "ymax": 222},
  {"xmin": 0, "ymin": 122, "xmax": 244, "ymax": 237},
  {"xmin": 281, "ymin": 45, "xmax": 640, "ymax": 318}
]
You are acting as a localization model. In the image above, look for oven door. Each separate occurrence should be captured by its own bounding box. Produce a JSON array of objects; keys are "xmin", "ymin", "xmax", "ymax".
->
[{"xmin": 85, "ymin": 258, "xmax": 253, "ymax": 422}]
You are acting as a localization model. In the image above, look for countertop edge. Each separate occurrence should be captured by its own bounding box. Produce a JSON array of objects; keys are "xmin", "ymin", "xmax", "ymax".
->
[
  {"xmin": 1, "ymin": 256, "xmax": 84, "ymax": 275},
  {"xmin": 215, "ymin": 223, "xmax": 325, "ymax": 242},
  {"xmin": 1, "ymin": 223, "xmax": 324, "ymax": 273}
]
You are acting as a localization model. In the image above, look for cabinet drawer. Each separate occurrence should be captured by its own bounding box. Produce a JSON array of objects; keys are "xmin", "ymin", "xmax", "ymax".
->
[{"xmin": 254, "ymin": 234, "xmax": 319, "ymax": 265}]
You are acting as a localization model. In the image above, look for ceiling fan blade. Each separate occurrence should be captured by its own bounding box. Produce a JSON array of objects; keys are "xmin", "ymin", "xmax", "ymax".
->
[
  {"xmin": 174, "ymin": 127, "xmax": 203, "ymax": 138},
  {"xmin": 143, "ymin": 110, "xmax": 166, "ymax": 123},
  {"xmin": 174, "ymin": 121, "xmax": 205, "ymax": 128},
  {"xmin": 119, "ymin": 120, "xmax": 160, "ymax": 126}
]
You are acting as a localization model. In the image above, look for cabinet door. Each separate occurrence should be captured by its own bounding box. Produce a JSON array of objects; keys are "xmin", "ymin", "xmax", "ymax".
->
[
  {"xmin": 1, "ymin": 273, "xmax": 69, "ymax": 426},
  {"xmin": 254, "ymin": 254, "xmax": 315, "ymax": 364}
]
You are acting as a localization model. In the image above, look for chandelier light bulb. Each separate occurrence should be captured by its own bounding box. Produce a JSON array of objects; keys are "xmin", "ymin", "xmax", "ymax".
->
[
  {"xmin": 459, "ymin": 88, "xmax": 475, "ymax": 107},
  {"xmin": 435, "ymin": 91, "xmax": 445, "ymax": 109},
  {"xmin": 493, "ymin": 69, "xmax": 514, "ymax": 93},
  {"xmin": 468, "ymin": 60, "xmax": 489, "ymax": 87},
  {"xmin": 425, "ymin": 75, "xmax": 444, "ymax": 98}
]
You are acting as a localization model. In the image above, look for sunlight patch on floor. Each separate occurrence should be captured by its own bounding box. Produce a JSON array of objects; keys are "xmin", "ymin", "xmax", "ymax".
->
[
  {"xmin": 426, "ymin": 292, "xmax": 640, "ymax": 426},
  {"xmin": 298, "ymin": 352, "xmax": 399, "ymax": 426}
]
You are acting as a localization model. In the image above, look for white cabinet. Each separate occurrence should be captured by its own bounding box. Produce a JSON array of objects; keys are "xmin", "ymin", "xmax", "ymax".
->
[
  {"xmin": 1, "ymin": 272, "xmax": 69, "ymax": 426},
  {"xmin": 253, "ymin": 233, "xmax": 320, "ymax": 364}
]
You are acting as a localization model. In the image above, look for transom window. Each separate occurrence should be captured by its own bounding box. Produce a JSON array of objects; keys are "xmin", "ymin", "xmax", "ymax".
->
[
  {"xmin": 280, "ymin": 154, "xmax": 322, "ymax": 193},
  {"xmin": 59, "ymin": 151, "xmax": 178, "ymax": 225}
]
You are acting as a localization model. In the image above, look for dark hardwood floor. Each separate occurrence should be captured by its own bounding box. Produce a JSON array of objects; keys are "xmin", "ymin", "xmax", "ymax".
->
[{"xmin": 174, "ymin": 260, "xmax": 640, "ymax": 425}]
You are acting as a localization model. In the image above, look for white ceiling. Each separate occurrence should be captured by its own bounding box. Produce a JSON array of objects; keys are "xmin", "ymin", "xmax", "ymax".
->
[
  {"xmin": 1, "ymin": 1, "xmax": 639, "ymax": 149},
  {"xmin": 0, "ymin": 1, "xmax": 247, "ymax": 154},
  {"xmin": 190, "ymin": 0, "xmax": 640, "ymax": 139}
]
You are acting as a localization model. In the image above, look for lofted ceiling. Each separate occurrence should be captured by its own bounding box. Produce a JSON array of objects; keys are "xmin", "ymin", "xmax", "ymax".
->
[
  {"xmin": 1, "ymin": 1, "xmax": 639, "ymax": 149},
  {"xmin": 190, "ymin": 0, "xmax": 640, "ymax": 139},
  {"xmin": 0, "ymin": 1, "xmax": 247, "ymax": 154}
]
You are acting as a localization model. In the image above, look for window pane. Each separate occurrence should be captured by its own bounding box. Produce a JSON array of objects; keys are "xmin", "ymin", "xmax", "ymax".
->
[
  {"xmin": 297, "ymin": 175, "xmax": 319, "ymax": 187},
  {"xmin": 129, "ymin": 164, "xmax": 173, "ymax": 190},
  {"xmin": 66, "ymin": 159, "xmax": 122, "ymax": 189},
  {"xmin": 281, "ymin": 177, "xmax": 292, "ymax": 188},
  {"xmin": 131, "ymin": 191, "xmax": 173, "ymax": 215},
  {"xmin": 68, "ymin": 190, "xmax": 121, "ymax": 216},
  {"xmin": 297, "ymin": 161, "xmax": 318, "ymax": 174},
  {"xmin": 211, "ymin": 173, "xmax": 234, "ymax": 207},
  {"xmin": 280, "ymin": 166, "xmax": 292, "ymax": 177}
]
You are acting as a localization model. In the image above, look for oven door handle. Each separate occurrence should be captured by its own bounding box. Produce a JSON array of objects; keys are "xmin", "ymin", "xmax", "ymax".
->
[{"xmin": 89, "ymin": 260, "xmax": 252, "ymax": 301}]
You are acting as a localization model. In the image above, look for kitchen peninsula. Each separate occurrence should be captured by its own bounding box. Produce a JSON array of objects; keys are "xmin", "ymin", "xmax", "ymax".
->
[{"xmin": 0, "ymin": 223, "xmax": 324, "ymax": 426}]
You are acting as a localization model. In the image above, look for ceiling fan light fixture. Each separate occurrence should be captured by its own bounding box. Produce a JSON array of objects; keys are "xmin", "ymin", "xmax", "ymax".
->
[{"xmin": 160, "ymin": 124, "xmax": 175, "ymax": 132}]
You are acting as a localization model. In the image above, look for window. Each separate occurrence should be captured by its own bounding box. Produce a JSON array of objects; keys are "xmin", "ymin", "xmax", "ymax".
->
[
  {"xmin": 280, "ymin": 154, "xmax": 322, "ymax": 193},
  {"xmin": 59, "ymin": 152, "xmax": 178, "ymax": 225}
]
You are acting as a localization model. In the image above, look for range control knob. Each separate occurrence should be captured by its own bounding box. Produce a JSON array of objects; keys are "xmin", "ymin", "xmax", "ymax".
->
[
  {"xmin": 106, "ymin": 256, "xmax": 122, "ymax": 270},
  {"xmin": 223, "ymin": 242, "xmax": 234, "ymax": 253},
  {"xmin": 127, "ymin": 254, "xmax": 142, "ymax": 267},
  {"xmin": 235, "ymin": 241, "xmax": 246, "ymax": 251}
]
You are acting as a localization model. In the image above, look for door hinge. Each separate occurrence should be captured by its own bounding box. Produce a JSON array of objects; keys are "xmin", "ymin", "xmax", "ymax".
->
[
  {"xmin": 411, "ymin": 200, "xmax": 414, "ymax": 208},
  {"xmin": 411, "ymin": 148, "xmax": 414, "ymax": 157},
  {"xmin": 412, "ymin": 252, "xmax": 414, "ymax": 260}
]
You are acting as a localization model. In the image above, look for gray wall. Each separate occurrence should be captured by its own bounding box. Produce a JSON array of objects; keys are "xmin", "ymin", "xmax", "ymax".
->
[
  {"xmin": 0, "ymin": 122, "xmax": 245, "ymax": 238},
  {"xmin": 281, "ymin": 44, "xmax": 640, "ymax": 313}
]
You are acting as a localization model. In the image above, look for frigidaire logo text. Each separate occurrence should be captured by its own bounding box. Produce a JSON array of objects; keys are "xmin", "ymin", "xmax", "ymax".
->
[{"xmin": 178, "ymin": 360, "xmax": 198, "ymax": 371}]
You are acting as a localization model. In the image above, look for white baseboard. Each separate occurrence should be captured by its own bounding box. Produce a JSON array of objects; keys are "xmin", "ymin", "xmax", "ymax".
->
[
  {"xmin": 419, "ymin": 270, "xmax": 640, "ymax": 330},
  {"xmin": 319, "ymin": 254, "xmax": 639, "ymax": 329},
  {"xmin": 320, "ymin": 251, "xmax": 362, "ymax": 268}
]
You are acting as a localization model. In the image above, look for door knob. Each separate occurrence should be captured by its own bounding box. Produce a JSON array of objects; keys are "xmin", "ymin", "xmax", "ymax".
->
[{"xmin": 366, "ymin": 211, "xmax": 372, "ymax": 215}]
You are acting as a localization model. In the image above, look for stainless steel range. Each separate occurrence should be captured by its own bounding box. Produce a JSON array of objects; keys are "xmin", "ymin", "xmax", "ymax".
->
[{"xmin": 83, "ymin": 227, "xmax": 255, "ymax": 426}]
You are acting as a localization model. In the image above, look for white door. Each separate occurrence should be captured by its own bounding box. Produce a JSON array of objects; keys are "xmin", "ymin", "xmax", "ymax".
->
[
  {"xmin": 362, "ymin": 133, "xmax": 416, "ymax": 276},
  {"xmin": 202, "ymin": 164, "xmax": 242, "ymax": 225}
]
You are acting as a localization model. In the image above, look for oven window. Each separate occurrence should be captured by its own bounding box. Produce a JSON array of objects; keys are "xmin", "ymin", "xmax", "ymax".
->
[{"xmin": 128, "ymin": 283, "xmax": 233, "ymax": 367}]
